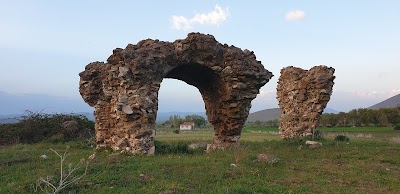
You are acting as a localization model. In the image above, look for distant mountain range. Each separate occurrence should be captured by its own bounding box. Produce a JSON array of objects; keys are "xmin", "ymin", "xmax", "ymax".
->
[
  {"xmin": 246, "ymin": 108, "xmax": 280, "ymax": 122},
  {"xmin": 246, "ymin": 93, "xmax": 400, "ymax": 122},
  {"xmin": 368, "ymin": 93, "xmax": 400, "ymax": 110},
  {"xmin": 246, "ymin": 107, "xmax": 339, "ymax": 122},
  {"xmin": 0, "ymin": 91, "xmax": 209, "ymax": 124},
  {"xmin": 0, "ymin": 91, "xmax": 93, "ymax": 115},
  {"xmin": 2, "ymin": 89, "xmax": 398, "ymax": 124},
  {"xmin": 0, "ymin": 114, "xmax": 22, "ymax": 124}
]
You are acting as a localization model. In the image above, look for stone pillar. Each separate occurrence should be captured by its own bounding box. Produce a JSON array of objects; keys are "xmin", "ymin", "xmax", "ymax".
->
[{"xmin": 276, "ymin": 66, "xmax": 335, "ymax": 138}]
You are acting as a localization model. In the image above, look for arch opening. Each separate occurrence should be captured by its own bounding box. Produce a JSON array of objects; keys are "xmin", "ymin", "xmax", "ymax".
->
[
  {"xmin": 157, "ymin": 79, "xmax": 205, "ymax": 114},
  {"xmin": 157, "ymin": 63, "xmax": 224, "ymax": 137},
  {"xmin": 165, "ymin": 63, "xmax": 223, "ymax": 93},
  {"xmin": 164, "ymin": 62, "xmax": 226, "ymax": 127}
]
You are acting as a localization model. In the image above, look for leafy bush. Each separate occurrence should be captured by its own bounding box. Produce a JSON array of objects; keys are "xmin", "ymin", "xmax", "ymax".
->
[
  {"xmin": 394, "ymin": 125, "xmax": 400, "ymax": 130},
  {"xmin": 334, "ymin": 134, "xmax": 350, "ymax": 142},
  {"xmin": 0, "ymin": 111, "xmax": 95, "ymax": 145},
  {"xmin": 173, "ymin": 129, "xmax": 180, "ymax": 134}
]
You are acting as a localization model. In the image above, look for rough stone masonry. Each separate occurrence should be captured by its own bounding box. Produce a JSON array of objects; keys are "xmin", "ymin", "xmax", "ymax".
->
[
  {"xmin": 276, "ymin": 66, "xmax": 335, "ymax": 138},
  {"xmin": 79, "ymin": 33, "xmax": 273, "ymax": 154}
]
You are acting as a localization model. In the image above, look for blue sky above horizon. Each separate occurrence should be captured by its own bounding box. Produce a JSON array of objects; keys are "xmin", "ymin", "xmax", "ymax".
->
[{"xmin": 0, "ymin": 1, "xmax": 399, "ymax": 114}]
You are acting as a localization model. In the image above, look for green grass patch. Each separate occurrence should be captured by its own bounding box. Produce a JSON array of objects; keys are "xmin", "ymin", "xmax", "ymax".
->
[
  {"xmin": 243, "ymin": 127, "xmax": 279, "ymax": 132},
  {"xmin": 1, "ymin": 131, "xmax": 400, "ymax": 193},
  {"xmin": 242, "ymin": 126, "xmax": 395, "ymax": 133},
  {"xmin": 155, "ymin": 129, "xmax": 280, "ymax": 142},
  {"xmin": 317, "ymin": 126, "xmax": 394, "ymax": 132}
]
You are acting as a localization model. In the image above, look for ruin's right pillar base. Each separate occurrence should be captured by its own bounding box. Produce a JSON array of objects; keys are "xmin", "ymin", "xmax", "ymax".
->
[{"xmin": 206, "ymin": 135, "xmax": 241, "ymax": 152}]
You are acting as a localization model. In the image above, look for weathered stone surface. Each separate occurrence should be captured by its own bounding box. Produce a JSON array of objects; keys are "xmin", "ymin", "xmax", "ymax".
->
[
  {"xmin": 277, "ymin": 66, "xmax": 335, "ymax": 138},
  {"xmin": 79, "ymin": 33, "xmax": 273, "ymax": 154}
]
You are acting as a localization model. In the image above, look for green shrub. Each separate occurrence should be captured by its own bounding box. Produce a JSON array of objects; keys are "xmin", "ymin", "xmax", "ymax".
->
[
  {"xmin": 334, "ymin": 134, "xmax": 350, "ymax": 142},
  {"xmin": 394, "ymin": 125, "xmax": 400, "ymax": 130},
  {"xmin": 0, "ymin": 111, "xmax": 95, "ymax": 145},
  {"xmin": 173, "ymin": 129, "xmax": 180, "ymax": 134}
]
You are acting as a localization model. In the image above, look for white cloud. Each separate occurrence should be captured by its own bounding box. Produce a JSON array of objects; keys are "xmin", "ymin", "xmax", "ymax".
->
[
  {"xmin": 391, "ymin": 89, "xmax": 400, "ymax": 95},
  {"xmin": 171, "ymin": 16, "xmax": 192, "ymax": 31},
  {"xmin": 171, "ymin": 5, "xmax": 229, "ymax": 30},
  {"xmin": 285, "ymin": 10, "xmax": 305, "ymax": 21},
  {"xmin": 258, "ymin": 90, "xmax": 275, "ymax": 97}
]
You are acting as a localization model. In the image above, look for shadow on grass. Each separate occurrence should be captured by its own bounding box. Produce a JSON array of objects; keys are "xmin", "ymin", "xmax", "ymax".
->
[{"xmin": 154, "ymin": 141, "xmax": 205, "ymax": 155}]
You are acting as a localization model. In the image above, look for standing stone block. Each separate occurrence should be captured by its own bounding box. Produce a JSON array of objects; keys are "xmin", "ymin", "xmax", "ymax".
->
[{"xmin": 276, "ymin": 66, "xmax": 335, "ymax": 138}]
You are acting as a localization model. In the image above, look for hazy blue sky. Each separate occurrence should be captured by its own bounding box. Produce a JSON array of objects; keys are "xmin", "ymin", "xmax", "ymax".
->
[{"xmin": 0, "ymin": 1, "xmax": 399, "ymax": 114}]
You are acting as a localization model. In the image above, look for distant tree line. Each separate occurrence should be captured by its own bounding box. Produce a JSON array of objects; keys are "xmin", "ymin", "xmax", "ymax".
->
[
  {"xmin": 162, "ymin": 114, "xmax": 207, "ymax": 128},
  {"xmin": 247, "ymin": 107, "xmax": 400, "ymax": 128},
  {"xmin": 320, "ymin": 107, "xmax": 400, "ymax": 127}
]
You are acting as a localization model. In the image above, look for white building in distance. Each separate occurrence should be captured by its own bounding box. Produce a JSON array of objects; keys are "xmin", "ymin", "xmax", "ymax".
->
[{"xmin": 180, "ymin": 122, "xmax": 195, "ymax": 130}]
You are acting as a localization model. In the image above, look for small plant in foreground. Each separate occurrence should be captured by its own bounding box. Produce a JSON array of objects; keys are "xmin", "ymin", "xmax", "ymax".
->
[
  {"xmin": 234, "ymin": 144, "xmax": 247, "ymax": 165},
  {"xmin": 334, "ymin": 134, "xmax": 350, "ymax": 142},
  {"xmin": 33, "ymin": 146, "xmax": 89, "ymax": 193}
]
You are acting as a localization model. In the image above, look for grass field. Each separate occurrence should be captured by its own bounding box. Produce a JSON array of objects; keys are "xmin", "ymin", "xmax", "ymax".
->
[
  {"xmin": 243, "ymin": 126, "xmax": 395, "ymax": 132},
  {"xmin": 243, "ymin": 126, "xmax": 400, "ymax": 143},
  {"xmin": 1, "ymin": 128, "xmax": 400, "ymax": 193}
]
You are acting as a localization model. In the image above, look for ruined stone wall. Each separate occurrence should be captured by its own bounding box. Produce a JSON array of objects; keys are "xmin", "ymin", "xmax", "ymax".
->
[
  {"xmin": 79, "ymin": 33, "xmax": 273, "ymax": 154},
  {"xmin": 276, "ymin": 66, "xmax": 335, "ymax": 138}
]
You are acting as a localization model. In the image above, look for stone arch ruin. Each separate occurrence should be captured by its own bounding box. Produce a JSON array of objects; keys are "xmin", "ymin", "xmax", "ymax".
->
[{"xmin": 79, "ymin": 33, "xmax": 273, "ymax": 154}]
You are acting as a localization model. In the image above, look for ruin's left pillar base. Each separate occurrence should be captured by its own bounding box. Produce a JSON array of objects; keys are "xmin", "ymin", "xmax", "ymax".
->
[
  {"xmin": 97, "ymin": 135, "xmax": 155, "ymax": 155},
  {"xmin": 207, "ymin": 135, "xmax": 241, "ymax": 152}
]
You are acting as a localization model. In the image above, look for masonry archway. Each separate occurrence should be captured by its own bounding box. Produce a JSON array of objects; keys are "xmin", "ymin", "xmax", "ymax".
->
[{"xmin": 79, "ymin": 33, "xmax": 273, "ymax": 154}]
